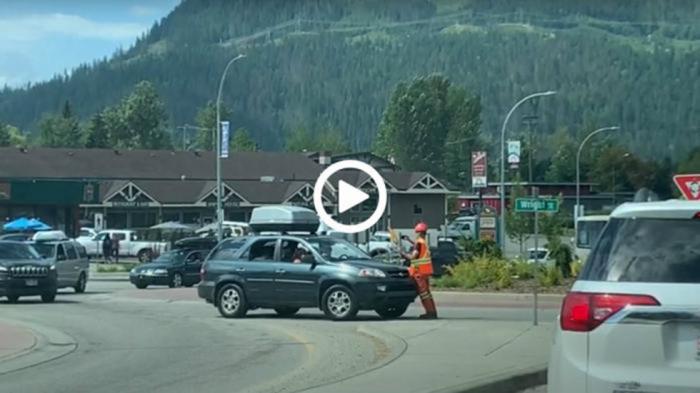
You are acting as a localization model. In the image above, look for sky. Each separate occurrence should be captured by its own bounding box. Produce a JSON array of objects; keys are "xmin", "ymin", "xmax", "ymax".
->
[{"xmin": 0, "ymin": 0, "xmax": 180, "ymax": 88}]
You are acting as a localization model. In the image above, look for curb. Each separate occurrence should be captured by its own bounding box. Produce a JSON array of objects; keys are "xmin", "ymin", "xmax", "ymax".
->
[
  {"xmin": 90, "ymin": 274, "xmax": 129, "ymax": 281},
  {"xmin": 0, "ymin": 318, "xmax": 78, "ymax": 375},
  {"xmin": 431, "ymin": 366, "xmax": 547, "ymax": 393}
]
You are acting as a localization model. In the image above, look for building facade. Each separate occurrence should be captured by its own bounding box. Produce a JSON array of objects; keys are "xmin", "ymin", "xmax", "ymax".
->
[{"xmin": 0, "ymin": 148, "xmax": 454, "ymax": 237}]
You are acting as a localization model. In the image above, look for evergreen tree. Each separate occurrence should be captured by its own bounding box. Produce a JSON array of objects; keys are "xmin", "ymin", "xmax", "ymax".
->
[
  {"xmin": 85, "ymin": 111, "xmax": 110, "ymax": 148},
  {"xmin": 0, "ymin": 124, "xmax": 10, "ymax": 147},
  {"xmin": 195, "ymin": 101, "xmax": 231, "ymax": 151},
  {"xmin": 286, "ymin": 127, "xmax": 317, "ymax": 152},
  {"xmin": 231, "ymin": 127, "xmax": 257, "ymax": 151},
  {"xmin": 317, "ymin": 129, "xmax": 351, "ymax": 154}
]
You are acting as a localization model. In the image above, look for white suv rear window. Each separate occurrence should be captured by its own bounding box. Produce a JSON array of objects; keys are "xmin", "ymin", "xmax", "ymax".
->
[{"xmin": 581, "ymin": 217, "xmax": 700, "ymax": 283}]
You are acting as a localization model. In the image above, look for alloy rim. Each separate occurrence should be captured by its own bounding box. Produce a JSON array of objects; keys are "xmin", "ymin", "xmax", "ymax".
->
[
  {"xmin": 221, "ymin": 288, "xmax": 240, "ymax": 314},
  {"xmin": 173, "ymin": 274, "xmax": 182, "ymax": 287},
  {"xmin": 328, "ymin": 290, "xmax": 351, "ymax": 317}
]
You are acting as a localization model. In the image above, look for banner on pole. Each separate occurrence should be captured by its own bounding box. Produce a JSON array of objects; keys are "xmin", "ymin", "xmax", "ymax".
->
[
  {"xmin": 220, "ymin": 121, "xmax": 230, "ymax": 158},
  {"xmin": 507, "ymin": 140, "xmax": 521, "ymax": 168},
  {"xmin": 471, "ymin": 151, "xmax": 487, "ymax": 189}
]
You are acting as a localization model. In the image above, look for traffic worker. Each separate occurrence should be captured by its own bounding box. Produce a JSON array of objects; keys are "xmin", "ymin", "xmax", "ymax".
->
[{"xmin": 401, "ymin": 222, "xmax": 438, "ymax": 319}]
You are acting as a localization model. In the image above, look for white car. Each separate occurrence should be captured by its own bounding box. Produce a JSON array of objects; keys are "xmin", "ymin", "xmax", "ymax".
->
[
  {"xmin": 548, "ymin": 200, "xmax": 700, "ymax": 392},
  {"xmin": 526, "ymin": 247, "xmax": 551, "ymax": 264},
  {"xmin": 359, "ymin": 231, "xmax": 411, "ymax": 256},
  {"xmin": 75, "ymin": 227, "xmax": 97, "ymax": 243}
]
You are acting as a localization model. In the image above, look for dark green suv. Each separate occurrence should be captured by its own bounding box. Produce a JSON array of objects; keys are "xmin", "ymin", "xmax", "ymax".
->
[{"xmin": 198, "ymin": 235, "xmax": 417, "ymax": 320}]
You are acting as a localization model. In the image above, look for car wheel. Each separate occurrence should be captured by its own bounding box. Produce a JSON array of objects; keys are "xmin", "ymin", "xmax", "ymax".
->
[
  {"xmin": 6, "ymin": 295, "xmax": 19, "ymax": 303},
  {"xmin": 41, "ymin": 292, "xmax": 56, "ymax": 303},
  {"xmin": 375, "ymin": 304, "xmax": 409, "ymax": 319},
  {"xmin": 184, "ymin": 283, "xmax": 194, "ymax": 288},
  {"xmin": 135, "ymin": 283, "xmax": 148, "ymax": 289},
  {"xmin": 169, "ymin": 273, "xmax": 183, "ymax": 288},
  {"xmin": 74, "ymin": 273, "xmax": 87, "ymax": 293},
  {"xmin": 137, "ymin": 249, "xmax": 153, "ymax": 263},
  {"xmin": 322, "ymin": 285, "xmax": 358, "ymax": 321},
  {"xmin": 217, "ymin": 283, "xmax": 247, "ymax": 318},
  {"xmin": 274, "ymin": 307, "xmax": 300, "ymax": 317}
]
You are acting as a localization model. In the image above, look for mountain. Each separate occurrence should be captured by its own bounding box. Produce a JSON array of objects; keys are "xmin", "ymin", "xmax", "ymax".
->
[{"xmin": 1, "ymin": 0, "xmax": 700, "ymax": 157}]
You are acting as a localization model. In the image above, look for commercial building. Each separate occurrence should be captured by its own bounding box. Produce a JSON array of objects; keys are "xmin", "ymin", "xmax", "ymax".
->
[{"xmin": 0, "ymin": 148, "xmax": 454, "ymax": 237}]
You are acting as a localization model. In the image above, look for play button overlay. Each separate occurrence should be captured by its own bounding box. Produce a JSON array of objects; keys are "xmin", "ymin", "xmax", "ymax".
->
[
  {"xmin": 313, "ymin": 160, "xmax": 388, "ymax": 234},
  {"xmin": 338, "ymin": 180, "xmax": 369, "ymax": 214}
]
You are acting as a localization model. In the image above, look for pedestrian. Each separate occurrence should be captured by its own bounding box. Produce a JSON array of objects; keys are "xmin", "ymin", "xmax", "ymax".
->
[
  {"xmin": 112, "ymin": 233, "xmax": 120, "ymax": 263},
  {"xmin": 401, "ymin": 222, "xmax": 438, "ymax": 319},
  {"xmin": 102, "ymin": 234, "xmax": 112, "ymax": 263}
]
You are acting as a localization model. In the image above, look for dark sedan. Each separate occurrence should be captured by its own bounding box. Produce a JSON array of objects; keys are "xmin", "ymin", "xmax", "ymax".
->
[
  {"xmin": 129, "ymin": 249, "xmax": 206, "ymax": 289},
  {"xmin": 0, "ymin": 241, "xmax": 58, "ymax": 302}
]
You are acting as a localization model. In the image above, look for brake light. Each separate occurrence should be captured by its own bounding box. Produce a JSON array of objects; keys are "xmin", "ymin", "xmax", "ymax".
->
[
  {"xmin": 694, "ymin": 212, "xmax": 700, "ymax": 219},
  {"xmin": 560, "ymin": 292, "xmax": 659, "ymax": 332}
]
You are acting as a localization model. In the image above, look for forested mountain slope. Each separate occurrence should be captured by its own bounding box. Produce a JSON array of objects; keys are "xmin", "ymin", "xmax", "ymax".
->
[{"xmin": 1, "ymin": 0, "xmax": 699, "ymax": 156}]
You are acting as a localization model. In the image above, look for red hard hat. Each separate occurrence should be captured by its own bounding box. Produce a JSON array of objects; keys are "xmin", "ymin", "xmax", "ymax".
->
[{"xmin": 414, "ymin": 222, "xmax": 428, "ymax": 233}]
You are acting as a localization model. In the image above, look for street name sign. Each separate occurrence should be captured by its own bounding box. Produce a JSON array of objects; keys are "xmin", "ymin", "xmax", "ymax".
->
[{"xmin": 515, "ymin": 198, "xmax": 559, "ymax": 213}]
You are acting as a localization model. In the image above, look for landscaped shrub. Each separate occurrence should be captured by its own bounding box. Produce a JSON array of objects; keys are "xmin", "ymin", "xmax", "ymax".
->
[
  {"xmin": 509, "ymin": 259, "xmax": 538, "ymax": 280},
  {"xmin": 537, "ymin": 265, "xmax": 563, "ymax": 287},
  {"xmin": 435, "ymin": 256, "xmax": 512, "ymax": 290},
  {"xmin": 570, "ymin": 260, "xmax": 584, "ymax": 278}
]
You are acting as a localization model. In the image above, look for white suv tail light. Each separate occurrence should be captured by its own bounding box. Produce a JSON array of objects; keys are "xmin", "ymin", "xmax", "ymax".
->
[{"xmin": 560, "ymin": 292, "xmax": 660, "ymax": 332}]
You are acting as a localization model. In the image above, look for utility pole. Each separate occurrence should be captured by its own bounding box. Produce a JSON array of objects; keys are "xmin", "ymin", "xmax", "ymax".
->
[
  {"xmin": 215, "ymin": 54, "xmax": 246, "ymax": 242},
  {"xmin": 499, "ymin": 91, "xmax": 556, "ymax": 254}
]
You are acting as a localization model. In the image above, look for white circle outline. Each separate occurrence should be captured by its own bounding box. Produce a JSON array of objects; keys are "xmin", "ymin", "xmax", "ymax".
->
[{"xmin": 313, "ymin": 160, "xmax": 387, "ymax": 234}]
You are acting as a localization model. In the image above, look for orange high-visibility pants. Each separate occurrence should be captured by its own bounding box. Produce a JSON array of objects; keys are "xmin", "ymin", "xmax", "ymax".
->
[{"xmin": 413, "ymin": 274, "xmax": 437, "ymax": 315}]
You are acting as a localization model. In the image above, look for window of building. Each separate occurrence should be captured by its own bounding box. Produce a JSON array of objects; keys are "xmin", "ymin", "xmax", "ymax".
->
[
  {"xmin": 161, "ymin": 212, "xmax": 181, "ymax": 223},
  {"xmin": 182, "ymin": 212, "xmax": 201, "ymax": 225},
  {"xmin": 131, "ymin": 212, "xmax": 157, "ymax": 228},
  {"xmin": 107, "ymin": 213, "xmax": 127, "ymax": 229}
]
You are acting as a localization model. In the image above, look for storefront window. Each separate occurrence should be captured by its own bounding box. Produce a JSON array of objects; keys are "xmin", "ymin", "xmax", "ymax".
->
[
  {"xmin": 131, "ymin": 212, "xmax": 157, "ymax": 228},
  {"xmin": 106, "ymin": 213, "xmax": 127, "ymax": 229},
  {"xmin": 161, "ymin": 212, "xmax": 181, "ymax": 223},
  {"xmin": 182, "ymin": 212, "xmax": 201, "ymax": 225}
]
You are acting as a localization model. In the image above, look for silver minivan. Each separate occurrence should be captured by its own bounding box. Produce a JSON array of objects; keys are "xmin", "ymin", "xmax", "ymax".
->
[
  {"xmin": 548, "ymin": 200, "xmax": 700, "ymax": 392},
  {"xmin": 31, "ymin": 240, "xmax": 90, "ymax": 293}
]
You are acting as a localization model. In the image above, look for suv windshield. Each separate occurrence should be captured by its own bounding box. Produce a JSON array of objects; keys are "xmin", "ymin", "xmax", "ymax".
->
[
  {"xmin": 0, "ymin": 242, "xmax": 42, "ymax": 260},
  {"xmin": 32, "ymin": 243, "xmax": 56, "ymax": 259},
  {"xmin": 581, "ymin": 217, "xmax": 700, "ymax": 283},
  {"xmin": 305, "ymin": 237, "xmax": 372, "ymax": 262}
]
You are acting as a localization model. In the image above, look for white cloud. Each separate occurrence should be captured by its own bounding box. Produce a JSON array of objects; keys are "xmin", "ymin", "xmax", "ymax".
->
[
  {"xmin": 129, "ymin": 5, "xmax": 160, "ymax": 17},
  {"xmin": 0, "ymin": 13, "xmax": 149, "ymax": 42}
]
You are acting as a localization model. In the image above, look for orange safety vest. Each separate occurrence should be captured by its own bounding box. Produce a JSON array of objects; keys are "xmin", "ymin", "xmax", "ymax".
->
[{"xmin": 408, "ymin": 237, "xmax": 433, "ymax": 277}]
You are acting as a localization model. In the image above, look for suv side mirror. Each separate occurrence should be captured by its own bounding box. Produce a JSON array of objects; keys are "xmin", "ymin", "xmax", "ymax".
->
[{"xmin": 57, "ymin": 254, "xmax": 66, "ymax": 261}]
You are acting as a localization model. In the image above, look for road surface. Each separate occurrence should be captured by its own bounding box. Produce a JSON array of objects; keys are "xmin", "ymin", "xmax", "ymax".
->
[{"xmin": 0, "ymin": 281, "xmax": 555, "ymax": 393}]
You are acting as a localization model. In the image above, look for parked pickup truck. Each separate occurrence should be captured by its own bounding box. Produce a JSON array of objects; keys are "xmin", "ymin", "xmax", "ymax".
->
[{"xmin": 77, "ymin": 230, "xmax": 169, "ymax": 262}]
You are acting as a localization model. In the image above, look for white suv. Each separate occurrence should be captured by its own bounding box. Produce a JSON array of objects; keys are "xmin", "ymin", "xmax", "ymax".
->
[{"xmin": 548, "ymin": 200, "xmax": 700, "ymax": 392}]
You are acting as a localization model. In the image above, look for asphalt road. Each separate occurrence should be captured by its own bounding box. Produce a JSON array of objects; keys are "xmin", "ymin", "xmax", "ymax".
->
[{"xmin": 0, "ymin": 281, "xmax": 556, "ymax": 393}]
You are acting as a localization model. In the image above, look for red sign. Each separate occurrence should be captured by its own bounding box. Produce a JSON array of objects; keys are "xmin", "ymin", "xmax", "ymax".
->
[
  {"xmin": 471, "ymin": 151, "xmax": 487, "ymax": 188},
  {"xmin": 673, "ymin": 174, "xmax": 700, "ymax": 200}
]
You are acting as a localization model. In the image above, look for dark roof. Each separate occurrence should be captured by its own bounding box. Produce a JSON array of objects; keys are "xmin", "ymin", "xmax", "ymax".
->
[
  {"xmin": 0, "ymin": 148, "xmax": 321, "ymax": 181},
  {"xmin": 227, "ymin": 181, "xmax": 305, "ymax": 204}
]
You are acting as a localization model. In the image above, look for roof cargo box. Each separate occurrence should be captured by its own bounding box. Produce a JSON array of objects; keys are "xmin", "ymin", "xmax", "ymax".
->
[{"xmin": 249, "ymin": 206, "xmax": 320, "ymax": 233}]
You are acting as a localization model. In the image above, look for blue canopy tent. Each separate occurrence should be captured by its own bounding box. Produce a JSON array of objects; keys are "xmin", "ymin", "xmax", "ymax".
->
[{"xmin": 3, "ymin": 217, "xmax": 52, "ymax": 232}]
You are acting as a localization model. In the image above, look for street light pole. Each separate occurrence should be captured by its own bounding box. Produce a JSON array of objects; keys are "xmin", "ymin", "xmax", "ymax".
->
[
  {"xmin": 499, "ymin": 91, "xmax": 556, "ymax": 253},
  {"xmin": 575, "ymin": 126, "xmax": 620, "ymax": 230},
  {"xmin": 215, "ymin": 53, "xmax": 246, "ymax": 242}
]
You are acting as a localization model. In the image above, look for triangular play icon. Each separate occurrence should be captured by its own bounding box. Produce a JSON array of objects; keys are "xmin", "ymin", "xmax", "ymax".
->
[{"xmin": 338, "ymin": 180, "xmax": 370, "ymax": 213}]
